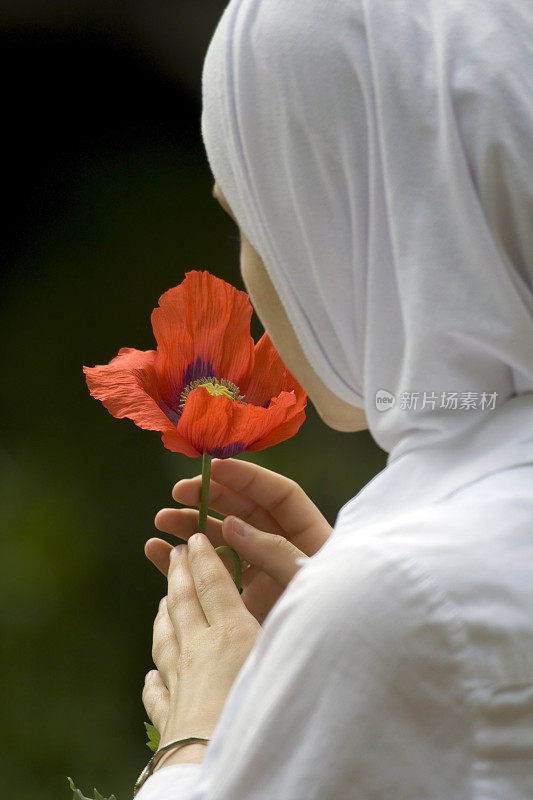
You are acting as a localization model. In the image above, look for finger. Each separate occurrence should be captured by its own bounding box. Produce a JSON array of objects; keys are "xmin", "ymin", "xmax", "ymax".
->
[
  {"xmin": 222, "ymin": 516, "xmax": 308, "ymax": 587},
  {"xmin": 145, "ymin": 537, "xmax": 173, "ymax": 576},
  {"xmin": 145, "ymin": 534, "xmax": 247, "ymax": 584},
  {"xmin": 167, "ymin": 544, "xmax": 208, "ymax": 636},
  {"xmin": 186, "ymin": 533, "xmax": 243, "ymax": 626},
  {"xmin": 154, "ymin": 507, "xmax": 224, "ymax": 548},
  {"xmin": 142, "ymin": 669, "xmax": 170, "ymax": 732},
  {"xmin": 152, "ymin": 596, "xmax": 180, "ymax": 687},
  {"xmin": 172, "ymin": 476, "xmax": 283, "ymax": 538},
  {"xmin": 211, "ymin": 459, "xmax": 329, "ymax": 544}
]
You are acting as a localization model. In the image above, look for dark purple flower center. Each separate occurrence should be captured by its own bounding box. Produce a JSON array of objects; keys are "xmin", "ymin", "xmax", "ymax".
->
[
  {"xmin": 207, "ymin": 441, "xmax": 247, "ymax": 459},
  {"xmin": 182, "ymin": 357, "xmax": 215, "ymax": 388}
]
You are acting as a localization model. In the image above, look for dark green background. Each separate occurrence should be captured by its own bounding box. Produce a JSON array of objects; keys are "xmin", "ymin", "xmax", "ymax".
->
[{"xmin": 0, "ymin": 22, "xmax": 386, "ymax": 800}]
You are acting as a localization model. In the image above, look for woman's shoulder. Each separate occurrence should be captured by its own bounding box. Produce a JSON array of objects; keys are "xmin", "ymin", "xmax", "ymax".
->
[
  {"xmin": 313, "ymin": 465, "xmax": 533, "ymax": 687},
  {"xmin": 277, "ymin": 533, "xmax": 474, "ymax": 695}
]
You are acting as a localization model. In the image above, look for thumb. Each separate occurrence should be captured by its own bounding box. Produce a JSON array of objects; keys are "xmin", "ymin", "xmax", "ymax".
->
[{"xmin": 222, "ymin": 516, "xmax": 308, "ymax": 588}]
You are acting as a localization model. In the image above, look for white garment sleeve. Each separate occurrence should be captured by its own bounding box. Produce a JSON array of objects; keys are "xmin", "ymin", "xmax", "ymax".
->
[{"xmin": 135, "ymin": 541, "xmax": 473, "ymax": 800}]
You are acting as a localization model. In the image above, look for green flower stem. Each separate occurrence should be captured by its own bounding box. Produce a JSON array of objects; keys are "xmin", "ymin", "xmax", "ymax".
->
[
  {"xmin": 199, "ymin": 453, "xmax": 243, "ymax": 594},
  {"xmin": 198, "ymin": 453, "xmax": 212, "ymax": 535},
  {"xmin": 214, "ymin": 545, "xmax": 243, "ymax": 594}
]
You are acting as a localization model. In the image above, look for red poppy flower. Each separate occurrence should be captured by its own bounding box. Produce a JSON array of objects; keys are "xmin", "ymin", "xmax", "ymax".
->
[{"xmin": 83, "ymin": 271, "xmax": 307, "ymax": 458}]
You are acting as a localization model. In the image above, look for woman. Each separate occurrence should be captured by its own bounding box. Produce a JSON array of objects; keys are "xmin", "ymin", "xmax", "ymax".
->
[{"xmin": 137, "ymin": 0, "xmax": 533, "ymax": 797}]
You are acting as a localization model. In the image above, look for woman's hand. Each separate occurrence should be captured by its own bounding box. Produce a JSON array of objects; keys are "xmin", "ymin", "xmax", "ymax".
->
[
  {"xmin": 145, "ymin": 458, "xmax": 332, "ymax": 624},
  {"xmin": 142, "ymin": 533, "xmax": 262, "ymax": 769}
]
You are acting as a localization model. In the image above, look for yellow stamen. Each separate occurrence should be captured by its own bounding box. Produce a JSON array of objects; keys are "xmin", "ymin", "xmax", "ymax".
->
[
  {"xmin": 202, "ymin": 382, "xmax": 235, "ymax": 400},
  {"xmin": 179, "ymin": 376, "xmax": 245, "ymax": 414}
]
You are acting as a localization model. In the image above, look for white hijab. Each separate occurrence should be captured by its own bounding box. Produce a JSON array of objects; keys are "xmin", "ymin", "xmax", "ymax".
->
[{"xmin": 201, "ymin": 0, "xmax": 533, "ymax": 465}]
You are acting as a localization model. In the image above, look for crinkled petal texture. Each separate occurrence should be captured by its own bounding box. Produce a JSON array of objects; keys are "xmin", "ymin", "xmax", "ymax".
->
[
  {"xmin": 83, "ymin": 347, "xmax": 199, "ymax": 457},
  {"xmin": 151, "ymin": 271, "xmax": 255, "ymax": 416},
  {"xmin": 241, "ymin": 332, "xmax": 308, "ymax": 450},
  {"xmin": 161, "ymin": 385, "xmax": 307, "ymax": 457},
  {"xmin": 244, "ymin": 332, "xmax": 302, "ymax": 404}
]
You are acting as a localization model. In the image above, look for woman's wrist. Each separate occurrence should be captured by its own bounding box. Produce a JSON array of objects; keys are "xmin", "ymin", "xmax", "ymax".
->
[
  {"xmin": 153, "ymin": 720, "xmax": 215, "ymax": 772},
  {"xmin": 153, "ymin": 741, "xmax": 209, "ymax": 769}
]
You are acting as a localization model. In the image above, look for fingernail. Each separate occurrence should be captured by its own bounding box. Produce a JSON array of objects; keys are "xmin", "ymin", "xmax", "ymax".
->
[
  {"xmin": 170, "ymin": 544, "xmax": 186, "ymax": 561},
  {"xmin": 172, "ymin": 481, "xmax": 185, "ymax": 499},
  {"xmin": 159, "ymin": 596, "xmax": 167, "ymax": 611},
  {"xmin": 145, "ymin": 670, "xmax": 155, "ymax": 682},
  {"xmin": 231, "ymin": 517, "xmax": 250, "ymax": 537},
  {"xmin": 189, "ymin": 533, "xmax": 203, "ymax": 546}
]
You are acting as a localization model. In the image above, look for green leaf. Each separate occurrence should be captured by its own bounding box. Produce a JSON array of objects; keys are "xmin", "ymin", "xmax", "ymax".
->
[
  {"xmin": 144, "ymin": 721, "xmax": 161, "ymax": 752},
  {"xmin": 94, "ymin": 790, "xmax": 116, "ymax": 800},
  {"xmin": 68, "ymin": 777, "xmax": 90, "ymax": 800},
  {"xmin": 67, "ymin": 777, "xmax": 116, "ymax": 800}
]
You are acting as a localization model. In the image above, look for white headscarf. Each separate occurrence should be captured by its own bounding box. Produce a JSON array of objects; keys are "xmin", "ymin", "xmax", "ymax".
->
[{"xmin": 201, "ymin": 0, "xmax": 533, "ymax": 463}]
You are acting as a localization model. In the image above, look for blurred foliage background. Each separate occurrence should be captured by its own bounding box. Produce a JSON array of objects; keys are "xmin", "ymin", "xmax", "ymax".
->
[{"xmin": 0, "ymin": 5, "xmax": 386, "ymax": 799}]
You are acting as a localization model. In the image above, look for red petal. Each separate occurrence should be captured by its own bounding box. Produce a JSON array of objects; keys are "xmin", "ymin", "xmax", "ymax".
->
[
  {"xmin": 247, "ymin": 396, "xmax": 307, "ymax": 451},
  {"xmin": 85, "ymin": 347, "xmax": 199, "ymax": 456},
  {"xmin": 151, "ymin": 272, "xmax": 255, "ymax": 411},
  {"xmin": 166, "ymin": 387, "xmax": 300, "ymax": 457},
  {"xmin": 156, "ymin": 427, "xmax": 202, "ymax": 457},
  {"xmin": 244, "ymin": 332, "xmax": 305, "ymax": 405},
  {"xmin": 242, "ymin": 332, "xmax": 308, "ymax": 447},
  {"xmin": 84, "ymin": 348, "xmax": 175, "ymax": 431}
]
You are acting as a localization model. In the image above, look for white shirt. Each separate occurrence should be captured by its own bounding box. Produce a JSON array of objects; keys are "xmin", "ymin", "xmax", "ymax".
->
[{"xmin": 136, "ymin": 394, "xmax": 533, "ymax": 799}]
